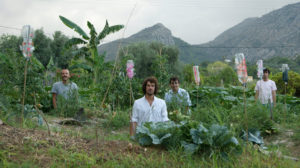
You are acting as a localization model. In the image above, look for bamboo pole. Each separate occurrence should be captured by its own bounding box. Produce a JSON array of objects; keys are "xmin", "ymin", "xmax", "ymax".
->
[
  {"xmin": 284, "ymin": 82, "xmax": 287, "ymax": 124},
  {"xmin": 243, "ymin": 83, "xmax": 248, "ymax": 142},
  {"xmin": 20, "ymin": 58, "xmax": 29, "ymax": 126},
  {"xmin": 129, "ymin": 79, "xmax": 132, "ymax": 119},
  {"xmin": 196, "ymin": 85, "xmax": 199, "ymax": 106}
]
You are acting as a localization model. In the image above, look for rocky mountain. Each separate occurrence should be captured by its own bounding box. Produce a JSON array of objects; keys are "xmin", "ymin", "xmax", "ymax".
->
[
  {"xmin": 98, "ymin": 23, "xmax": 175, "ymax": 61},
  {"xmin": 98, "ymin": 2, "xmax": 300, "ymax": 63}
]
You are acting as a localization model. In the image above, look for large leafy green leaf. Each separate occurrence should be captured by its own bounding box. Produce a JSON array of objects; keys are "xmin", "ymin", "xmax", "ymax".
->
[
  {"xmin": 149, "ymin": 134, "xmax": 160, "ymax": 144},
  {"xmin": 46, "ymin": 56, "xmax": 55, "ymax": 70},
  {"xmin": 181, "ymin": 141, "xmax": 199, "ymax": 154},
  {"xmin": 69, "ymin": 63, "xmax": 92, "ymax": 72},
  {"xmin": 138, "ymin": 136, "xmax": 152, "ymax": 146},
  {"xmin": 59, "ymin": 15, "xmax": 89, "ymax": 40},
  {"xmin": 136, "ymin": 125, "xmax": 150, "ymax": 134},
  {"xmin": 72, "ymin": 47, "xmax": 89, "ymax": 59},
  {"xmin": 96, "ymin": 20, "xmax": 124, "ymax": 43},
  {"xmin": 136, "ymin": 122, "xmax": 174, "ymax": 146},
  {"xmin": 190, "ymin": 124, "xmax": 211, "ymax": 145},
  {"xmin": 87, "ymin": 21, "xmax": 97, "ymax": 49},
  {"xmin": 97, "ymin": 20, "xmax": 109, "ymax": 42},
  {"xmin": 135, "ymin": 121, "xmax": 240, "ymax": 156},
  {"xmin": 241, "ymin": 129, "xmax": 264, "ymax": 145},
  {"xmin": 64, "ymin": 38, "xmax": 87, "ymax": 49}
]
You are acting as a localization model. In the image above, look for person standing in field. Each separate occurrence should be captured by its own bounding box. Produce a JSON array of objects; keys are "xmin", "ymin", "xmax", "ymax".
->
[
  {"xmin": 255, "ymin": 68, "xmax": 277, "ymax": 107},
  {"xmin": 130, "ymin": 77, "xmax": 169, "ymax": 136},
  {"xmin": 164, "ymin": 76, "xmax": 192, "ymax": 114},
  {"xmin": 51, "ymin": 69, "xmax": 78, "ymax": 109}
]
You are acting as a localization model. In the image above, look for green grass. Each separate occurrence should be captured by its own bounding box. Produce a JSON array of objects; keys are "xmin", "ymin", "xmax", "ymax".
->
[
  {"xmin": 1, "ymin": 122, "xmax": 299, "ymax": 168},
  {"xmin": 1, "ymin": 95, "xmax": 299, "ymax": 167}
]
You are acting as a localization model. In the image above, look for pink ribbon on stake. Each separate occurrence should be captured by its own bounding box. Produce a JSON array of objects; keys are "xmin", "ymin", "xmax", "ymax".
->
[
  {"xmin": 126, "ymin": 60, "xmax": 134, "ymax": 79},
  {"xmin": 193, "ymin": 66, "xmax": 200, "ymax": 86}
]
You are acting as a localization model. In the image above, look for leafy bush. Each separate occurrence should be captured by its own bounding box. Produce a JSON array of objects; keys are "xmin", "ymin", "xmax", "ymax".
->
[
  {"xmin": 182, "ymin": 124, "xmax": 239, "ymax": 156},
  {"xmin": 53, "ymin": 94, "xmax": 80, "ymax": 117},
  {"xmin": 135, "ymin": 121, "xmax": 240, "ymax": 156},
  {"xmin": 271, "ymin": 71, "xmax": 300, "ymax": 96}
]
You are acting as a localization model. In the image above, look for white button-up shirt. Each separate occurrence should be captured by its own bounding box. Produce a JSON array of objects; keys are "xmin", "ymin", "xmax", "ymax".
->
[{"xmin": 131, "ymin": 96, "xmax": 169, "ymax": 126}]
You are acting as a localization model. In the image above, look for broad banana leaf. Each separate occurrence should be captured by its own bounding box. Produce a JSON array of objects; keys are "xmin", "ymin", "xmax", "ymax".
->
[
  {"xmin": 72, "ymin": 47, "xmax": 89, "ymax": 59},
  {"xmin": 97, "ymin": 20, "xmax": 124, "ymax": 44},
  {"xmin": 65, "ymin": 38, "xmax": 87, "ymax": 49},
  {"xmin": 46, "ymin": 56, "xmax": 55, "ymax": 70},
  {"xmin": 59, "ymin": 15, "xmax": 89, "ymax": 40},
  {"xmin": 87, "ymin": 21, "xmax": 97, "ymax": 49},
  {"xmin": 69, "ymin": 63, "xmax": 92, "ymax": 73},
  {"xmin": 97, "ymin": 20, "xmax": 109, "ymax": 42}
]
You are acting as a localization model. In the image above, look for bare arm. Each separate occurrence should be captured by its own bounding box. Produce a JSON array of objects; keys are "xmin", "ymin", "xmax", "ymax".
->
[
  {"xmin": 272, "ymin": 90, "xmax": 276, "ymax": 107},
  {"xmin": 255, "ymin": 90, "xmax": 259, "ymax": 103},
  {"xmin": 130, "ymin": 122, "xmax": 137, "ymax": 136},
  {"xmin": 52, "ymin": 93, "xmax": 57, "ymax": 109}
]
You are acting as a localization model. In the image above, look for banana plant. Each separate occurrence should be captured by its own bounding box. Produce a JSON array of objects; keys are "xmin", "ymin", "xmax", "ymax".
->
[{"xmin": 59, "ymin": 15, "xmax": 124, "ymax": 84}]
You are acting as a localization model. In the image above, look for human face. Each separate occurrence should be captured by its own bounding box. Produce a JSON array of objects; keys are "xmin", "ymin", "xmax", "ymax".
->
[
  {"xmin": 263, "ymin": 71, "xmax": 269, "ymax": 80},
  {"xmin": 146, "ymin": 81, "xmax": 155, "ymax": 96},
  {"xmin": 61, "ymin": 69, "xmax": 70, "ymax": 83},
  {"xmin": 170, "ymin": 80, "xmax": 179, "ymax": 93}
]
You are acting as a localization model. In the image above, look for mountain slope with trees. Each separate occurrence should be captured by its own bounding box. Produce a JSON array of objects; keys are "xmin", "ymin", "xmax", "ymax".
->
[{"xmin": 98, "ymin": 2, "xmax": 300, "ymax": 64}]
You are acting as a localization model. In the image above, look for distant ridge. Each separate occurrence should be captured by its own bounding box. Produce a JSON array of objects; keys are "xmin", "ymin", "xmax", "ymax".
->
[{"xmin": 98, "ymin": 2, "xmax": 300, "ymax": 63}]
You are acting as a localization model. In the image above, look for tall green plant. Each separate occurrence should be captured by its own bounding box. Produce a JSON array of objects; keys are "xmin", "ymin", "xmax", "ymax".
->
[{"xmin": 59, "ymin": 16, "xmax": 124, "ymax": 84}]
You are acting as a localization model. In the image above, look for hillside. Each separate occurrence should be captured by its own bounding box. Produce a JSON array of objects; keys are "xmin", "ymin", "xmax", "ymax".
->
[{"xmin": 98, "ymin": 2, "xmax": 300, "ymax": 64}]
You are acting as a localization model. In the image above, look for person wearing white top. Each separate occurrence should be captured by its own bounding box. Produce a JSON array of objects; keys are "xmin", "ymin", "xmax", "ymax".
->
[
  {"xmin": 255, "ymin": 68, "xmax": 277, "ymax": 107},
  {"xmin": 130, "ymin": 77, "xmax": 169, "ymax": 136},
  {"xmin": 164, "ymin": 77, "xmax": 192, "ymax": 114}
]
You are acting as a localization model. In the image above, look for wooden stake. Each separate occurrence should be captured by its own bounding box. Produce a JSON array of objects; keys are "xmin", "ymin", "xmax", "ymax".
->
[
  {"xmin": 284, "ymin": 82, "xmax": 287, "ymax": 124},
  {"xmin": 196, "ymin": 85, "xmax": 199, "ymax": 107},
  {"xmin": 129, "ymin": 79, "xmax": 133, "ymax": 119},
  {"xmin": 243, "ymin": 83, "xmax": 248, "ymax": 142},
  {"xmin": 21, "ymin": 58, "xmax": 29, "ymax": 126}
]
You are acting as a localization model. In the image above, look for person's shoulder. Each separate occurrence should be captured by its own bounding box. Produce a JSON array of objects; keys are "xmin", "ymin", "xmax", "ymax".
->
[
  {"xmin": 270, "ymin": 80, "xmax": 276, "ymax": 85},
  {"xmin": 53, "ymin": 81, "xmax": 62, "ymax": 86},
  {"xmin": 134, "ymin": 96, "xmax": 145, "ymax": 104},
  {"xmin": 179, "ymin": 88, "xmax": 188, "ymax": 92},
  {"xmin": 71, "ymin": 82, "xmax": 78, "ymax": 87},
  {"xmin": 155, "ymin": 96, "xmax": 166, "ymax": 103},
  {"xmin": 165, "ymin": 90, "xmax": 172, "ymax": 95}
]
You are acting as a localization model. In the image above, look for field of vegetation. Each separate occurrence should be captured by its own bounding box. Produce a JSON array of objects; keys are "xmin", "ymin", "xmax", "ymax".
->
[{"xmin": 0, "ymin": 17, "xmax": 300, "ymax": 167}]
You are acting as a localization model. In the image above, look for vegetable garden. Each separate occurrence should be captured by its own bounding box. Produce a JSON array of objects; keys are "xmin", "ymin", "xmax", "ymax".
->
[{"xmin": 0, "ymin": 16, "xmax": 300, "ymax": 167}]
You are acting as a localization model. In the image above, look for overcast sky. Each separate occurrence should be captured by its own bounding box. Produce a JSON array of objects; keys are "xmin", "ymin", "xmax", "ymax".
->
[{"xmin": 1, "ymin": 0, "xmax": 299, "ymax": 44}]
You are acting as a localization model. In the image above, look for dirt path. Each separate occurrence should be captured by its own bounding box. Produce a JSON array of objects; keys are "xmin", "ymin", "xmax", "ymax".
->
[
  {"xmin": 0, "ymin": 123, "xmax": 165, "ymax": 166},
  {"xmin": 264, "ymin": 128, "xmax": 300, "ymax": 158}
]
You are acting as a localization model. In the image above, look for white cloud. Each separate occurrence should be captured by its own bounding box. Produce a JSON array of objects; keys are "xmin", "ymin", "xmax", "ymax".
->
[{"xmin": 0, "ymin": 0, "xmax": 299, "ymax": 44}]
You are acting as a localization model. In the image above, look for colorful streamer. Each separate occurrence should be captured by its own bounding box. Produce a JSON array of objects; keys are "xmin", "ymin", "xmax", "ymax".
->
[
  {"xmin": 256, "ymin": 60, "xmax": 263, "ymax": 79},
  {"xmin": 20, "ymin": 25, "xmax": 34, "ymax": 58},
  {"xmin": 193, "ymin": 66, "xmax": 200, "ymax": 86},
  {"xmin": 126, "ymin": 60, "xmax": 134, "ymax": 79},
  {"xmin": 235, "ymin": 53, "xmax": 248, "ymax": 84}
]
